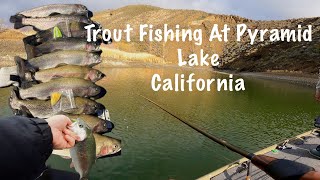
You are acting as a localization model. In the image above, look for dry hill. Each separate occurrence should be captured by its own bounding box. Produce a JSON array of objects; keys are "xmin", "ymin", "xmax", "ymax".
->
[
  {"xmin": 0, "ymin": 5, "xmax": 318, "ymax": 74},
  {"xmin": 94, "ymin": 5, "xmax": 319, "ymax": 74}
]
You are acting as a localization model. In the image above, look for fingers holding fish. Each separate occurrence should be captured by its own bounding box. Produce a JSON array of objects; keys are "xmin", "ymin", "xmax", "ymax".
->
[
  {"xmin": 63, "ymin": 128, "xmax": 81, "ymax": 142},
  {"xmin": 64, "ymin": 134, "xmax": 76, "ymax": 148}
]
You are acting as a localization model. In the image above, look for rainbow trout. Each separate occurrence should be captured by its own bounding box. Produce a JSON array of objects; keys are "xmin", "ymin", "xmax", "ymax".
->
[
  {"xmin": 18, "ymin": 78, "xmax": 106, "ymax": 100},
  {"xmin": 70, "ymin": 119, "xmax": 96, "ymax": 179},
  {"xmin": 15, "ymin": 64, "xmax": 105, "ymax": 84},
  {"xmin": 23, "ymin": 22, "xmax": 106, "ymax": 45},
  {"xmin": 9, "ymin": 89, "xmax": 105, "ymax": 119},
  {"xmin": 10, "ymin": 14, "xmax": 92, "ymax": 31},
  {"xmin": 66, "ymin": 114, "xmax": 114, "ymax": 134},
  {"xmin": 24, "ymin": 38, "xmax": 101, "ymax": 59},
  {"xmin": 14, "ymin": 51, "xmax": 101, "ymax": 73},
  {"xmin": 53, "ymin": 134, "xmax": 121, "ymax": 158},
  {"xmin": 11, "ymin": 4, "xmax": 92, "ymax": 18}
]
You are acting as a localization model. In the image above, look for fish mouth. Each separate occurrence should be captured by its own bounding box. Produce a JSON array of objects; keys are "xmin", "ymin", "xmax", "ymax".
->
[
  {"xmin": 100, "ymin": 73, "xmax": 106, "ymax": 79},
  {"xmin": 102, "ymin": 38, "xmax": 113, "ymax": 45},
  {"xmin": 105, "ymin": 120, "xmax": 114, "ymax": 131},
  {"xmin": 93, "ymin": 120, "xmax": 114, "ymax": 134},
  {"xmin": 88, "ymin": 10, "xmax": 93, "ymax": 18},
  {"xmin": 92, "ymin": 87, "xmax": 107, "ymax": 100},
  {"xmin": 96, "ymin": 103, "xmax": 105, "ymax": 111}
]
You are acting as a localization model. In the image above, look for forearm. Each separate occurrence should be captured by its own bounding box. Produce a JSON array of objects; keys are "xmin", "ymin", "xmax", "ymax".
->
[{"xmin": 0, "ymin": 116, "xmax": 53, "ymax": 179}]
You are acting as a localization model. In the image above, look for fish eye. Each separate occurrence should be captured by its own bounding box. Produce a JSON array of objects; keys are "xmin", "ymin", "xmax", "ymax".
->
[
  {"xmin": 79, "ymin": 124, "xmax": 84, "ymax": 128},
  {"xmin": 103, "ymin": 123, "xmax": 106, "ymax": 127},
  {"xmin": 114, "ymin": 145, "xmax": 118, "ymax": 149}
]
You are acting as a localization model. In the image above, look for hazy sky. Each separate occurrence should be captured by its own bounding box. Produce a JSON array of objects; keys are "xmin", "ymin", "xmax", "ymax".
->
[{"xmin": 1, "ymin": 0, "xmax": 319, "ymax": 25}]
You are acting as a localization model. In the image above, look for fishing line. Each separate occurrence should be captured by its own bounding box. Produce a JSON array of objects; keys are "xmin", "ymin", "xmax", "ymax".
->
[{"xmin": 140, "ymin": 95, "xmax": 255, "ymax": 160}]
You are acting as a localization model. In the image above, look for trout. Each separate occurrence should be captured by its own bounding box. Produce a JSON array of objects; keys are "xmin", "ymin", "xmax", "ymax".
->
[
  {"xmin": 15, "ymin": 64, "xmax": 105, "ymax": 84},
  {"xmin": 24, "ymin": 38, "xmax": 100, "ymax": 59},
  {"xmin": 23, "ymin": 22, "xmax": 107, "ymax": 45},
  {"xmin": 12, "ymin": 4, "xmax": 92, "ymax": 18},
  {"xmin": 66, "ymin": 114, "xmax": 114, "ymax": 134},
  {"xmin": 53, "ymin": 134, "xmax": 121, "ymax": 158},
  {"xmin": 18, "ymin": 78, "xmax": 106, "ymax": 100},
  {"xmin": 10, "ymin": 14, "xmax": 92, "ymax": 31},
  {"xmin": 70, "ymin": 119, "xmax": 96, "ymax": 179},
  {"xmin": 9, "ymin": 89, "xmax": 105, "ymax": 119}
]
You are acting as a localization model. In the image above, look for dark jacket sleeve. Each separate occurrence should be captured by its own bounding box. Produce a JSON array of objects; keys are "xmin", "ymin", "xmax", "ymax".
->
[{"xmin": 0, "ymin": 116, "xmax": 53, "ymax": 180}]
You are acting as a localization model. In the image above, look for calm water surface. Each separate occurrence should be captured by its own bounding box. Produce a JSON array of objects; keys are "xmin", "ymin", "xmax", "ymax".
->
[{"xmin": 0, "ymin": 67, "xmax": 318, "ymax": 180}]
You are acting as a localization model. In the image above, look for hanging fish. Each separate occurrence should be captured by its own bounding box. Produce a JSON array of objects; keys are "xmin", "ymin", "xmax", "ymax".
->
[
  {"xmin": 69, "ymin": 119, "xmax": 96, "ymax": 180},
  {"xmin": 11, "ymin": 4, "xmax": 93, "ymax": 18},
  {"xmin": 10, "ymin": 14, "xmax": 92, "ymax": 31},
  {"xmin": 24, "ymin": 38, "xmax": 101, "ymax": 59},
  {"xmin": 23, "ymin": 22, "xmax": 108, "ymax": 45}
]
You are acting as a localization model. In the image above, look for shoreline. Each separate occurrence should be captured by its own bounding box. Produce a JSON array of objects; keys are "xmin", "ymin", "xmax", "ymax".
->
[
  {"xmin": 237, "ymin": 72, "xmax": 318, "ymax": 88},
  {"xmin": 1, "ymin": 60, "xmax": 318, "ymax": 88}
]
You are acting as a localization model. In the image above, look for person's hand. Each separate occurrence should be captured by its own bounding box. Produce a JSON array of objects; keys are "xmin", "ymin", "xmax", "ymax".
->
[{"xmin": 46, "ymin": 115, "xmax": 80, "ymax": 150}]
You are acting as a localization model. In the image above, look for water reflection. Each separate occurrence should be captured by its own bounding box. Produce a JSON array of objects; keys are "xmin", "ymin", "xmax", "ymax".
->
[{"xmin": 0, "ymin": 67, "xmax": 318, "ymax": 180}]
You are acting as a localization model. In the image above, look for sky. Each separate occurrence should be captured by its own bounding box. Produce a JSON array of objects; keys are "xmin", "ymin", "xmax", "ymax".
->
[{"xmin": 1, "ymin": 0, "xmax": 319, "ymax": 25}]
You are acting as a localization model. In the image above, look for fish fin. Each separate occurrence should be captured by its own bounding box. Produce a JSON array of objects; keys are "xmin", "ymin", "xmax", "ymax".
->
[
  {"xmin": 14, "ymin": 56, "xmax": 28, "ymax": 80},
  {"xmin": 32, "ymin": 26, "xmax": 41, "ymax": 32},
  {"xmin": 12, "ymin": 86, "xmax": 22, "ymax": 100},
  {"xmin": 55, "ymin": 63, "xmax": 67, "ymax": 68},
  {"xmin": 20, "ymin": 105, "xmax": 33, "ymax": 117},
  {"xmin": 80, "ymin": 177, "xmax": 89, "ymax": 180},
  {"xmin": 10, "ymin": 15, "xmax": 25, "ymax": 29},
  {"xmin": 48, "ymin": 12, "xmax": 61, "ymax": 16},
  {"xmin": 9, "ymin": 89, "xmax": 30, "ymax": 117},
  {"xmin": 14, "ymin": 56, "xmax": 37, "ymax": 88},
  {"xmin": 9, "ymin": 88, "xmax": 19, "ymax": 113},
  {"xmin": 24, "ymin": 44, "xmax": 37, "ymax": 59}
]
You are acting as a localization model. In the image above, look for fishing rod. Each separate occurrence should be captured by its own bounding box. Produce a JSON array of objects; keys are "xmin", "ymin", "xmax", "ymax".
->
[{"xmin": 140, "ymin": 95, "xmax": 320, "ymax": 180}]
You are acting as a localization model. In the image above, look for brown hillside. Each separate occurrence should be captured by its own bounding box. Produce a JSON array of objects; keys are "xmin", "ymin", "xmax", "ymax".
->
[
  {"xmin": 93, "ymin": 5, "xmax": 251, "ymax": 64},
  {"xmin": 0, "ymin": 29, "xmax": 26, "ymax": 39},
  {"xmin": 93, "ymin": 5, "xmax": 319, "ymax": 74}
]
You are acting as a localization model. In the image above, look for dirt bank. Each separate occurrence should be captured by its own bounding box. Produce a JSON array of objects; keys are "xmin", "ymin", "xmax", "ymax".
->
[{"xmin": 238, "ymin": 72, "xmax": 318, "ymax": 87}]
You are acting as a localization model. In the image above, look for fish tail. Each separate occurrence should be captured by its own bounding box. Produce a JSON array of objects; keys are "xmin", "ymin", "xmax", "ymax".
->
[
  {"xmin": 24, "ymin": 43, "xmax": 37, "ymax": 59},
  {"xmin": 9, "ymin": 87, "xmax": 22, "ymax": 115},
  {"xmin": 14, "ymin": 56, "xmax": 36, "ymax": 89},
  {"xmin": 10, "ymin": 15, "xmax": 25, "ymax": 29},
  {"xmin": 23, "ymin": 35, "xmax": 40, "ymax": 46}
]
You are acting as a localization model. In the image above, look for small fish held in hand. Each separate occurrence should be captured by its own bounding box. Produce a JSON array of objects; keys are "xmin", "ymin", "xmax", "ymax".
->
[
  {"xmin": 69, "ymin": 119, "xmax": 88, "ymax": 141},
  {"xmin": 69, "ymin": 119, "xmax": 96, "ymax": 179}
]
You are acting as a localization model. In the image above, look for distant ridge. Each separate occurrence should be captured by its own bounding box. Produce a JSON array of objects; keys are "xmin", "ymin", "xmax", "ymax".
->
[{"xmin": 93, "ymin": 5, "xmax": 320, "ymax": 74}]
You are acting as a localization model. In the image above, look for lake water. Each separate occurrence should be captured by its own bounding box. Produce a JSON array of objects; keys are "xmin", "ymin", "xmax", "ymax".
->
[{"xmin": 0, "ymin": 67, "xmax": 318, "ymax": 180}]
